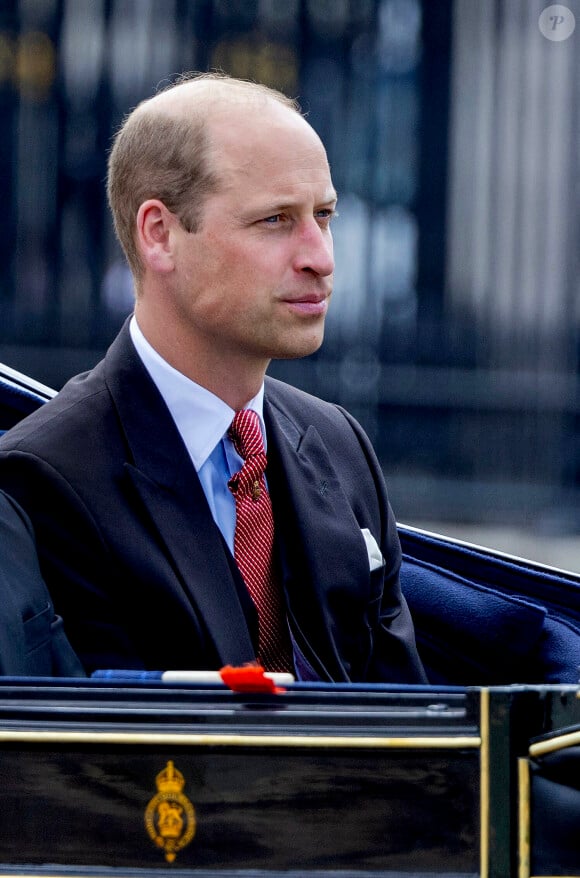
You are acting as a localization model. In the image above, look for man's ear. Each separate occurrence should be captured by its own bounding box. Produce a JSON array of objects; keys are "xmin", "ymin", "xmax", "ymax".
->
[{"xmin": 136, "ymin": 200, "xmax": 177, "ymax": 274}]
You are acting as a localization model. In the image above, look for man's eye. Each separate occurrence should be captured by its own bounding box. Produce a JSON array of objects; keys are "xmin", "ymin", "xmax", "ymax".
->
[
  {"xmin": 316, "ymin": 209, "xmax": 337, "ymax": 221},
  {"xmin": 262, "ymin": 214, "xmax": 283, "ymax": 224}
]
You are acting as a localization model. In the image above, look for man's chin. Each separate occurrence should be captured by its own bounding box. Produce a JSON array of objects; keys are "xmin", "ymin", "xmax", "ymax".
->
[{"xmin": 271, "ymin": 336, "xmax": 325, "ymax": 362}]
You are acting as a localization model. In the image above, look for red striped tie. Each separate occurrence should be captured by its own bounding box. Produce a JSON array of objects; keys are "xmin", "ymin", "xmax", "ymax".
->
[{"xmin": 228, "ymin": 409, "xmax": 293, "ymax": 672}]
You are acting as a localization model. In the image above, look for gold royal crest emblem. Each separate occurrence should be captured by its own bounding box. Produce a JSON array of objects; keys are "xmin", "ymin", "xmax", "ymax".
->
[{"xmin": 145, "ymin": 760, "xmax": 196, "ymax": 862}]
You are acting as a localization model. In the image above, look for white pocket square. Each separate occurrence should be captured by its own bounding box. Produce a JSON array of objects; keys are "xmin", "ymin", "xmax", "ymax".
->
[{"xmin": 361, "ymin": 528, "xmax": 385, "ymax": 571}]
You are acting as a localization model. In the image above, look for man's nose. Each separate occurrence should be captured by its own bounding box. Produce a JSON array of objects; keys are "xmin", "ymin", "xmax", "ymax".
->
[{"xmin": 294, "ymin": 220, "xmax": 334, "ymax": 278}]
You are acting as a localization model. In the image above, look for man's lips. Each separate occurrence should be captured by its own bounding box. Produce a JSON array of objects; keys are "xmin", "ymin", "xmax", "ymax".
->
[{"xmin": 281, "ymin": 293, "xmax": 329, "ymax": 316}]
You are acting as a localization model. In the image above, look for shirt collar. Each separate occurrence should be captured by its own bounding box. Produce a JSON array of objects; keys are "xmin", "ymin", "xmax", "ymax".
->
[{"xmin": 129, "ymin": 315, "xmax": 265, "ymax": 471}]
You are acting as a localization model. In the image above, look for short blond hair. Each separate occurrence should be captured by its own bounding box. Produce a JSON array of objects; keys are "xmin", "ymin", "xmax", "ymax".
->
[{"xmin": 106, "ymin": 71, "xmax": 301, "ymax": 279}]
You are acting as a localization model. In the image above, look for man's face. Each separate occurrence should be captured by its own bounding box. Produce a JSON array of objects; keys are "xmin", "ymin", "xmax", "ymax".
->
[{"xmin": 169, "ymin": 100, "xmax": 336, "ymax": 373}]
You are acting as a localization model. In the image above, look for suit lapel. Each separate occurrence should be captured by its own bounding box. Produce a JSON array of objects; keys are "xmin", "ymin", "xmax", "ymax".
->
[
  {"xmin": 103, "ymin": 324, "xmax": 257, "ymax": 666},
  {"xmin": 264, "ymin": 392, "xmax": 370, "ymax": 680}
]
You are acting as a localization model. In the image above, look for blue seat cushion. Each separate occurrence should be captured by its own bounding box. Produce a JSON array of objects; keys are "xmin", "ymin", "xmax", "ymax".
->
[{"xmin": 399, "ymin": 528, "xmax": 580, "ymax": 685}]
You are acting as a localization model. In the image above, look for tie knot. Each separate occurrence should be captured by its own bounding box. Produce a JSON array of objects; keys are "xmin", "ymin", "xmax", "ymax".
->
[{"xmin": 229, "ymin": 409, "xmax": 264, "ymax": 461}]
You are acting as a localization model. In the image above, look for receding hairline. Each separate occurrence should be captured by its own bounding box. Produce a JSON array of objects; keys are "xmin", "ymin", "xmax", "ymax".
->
[{"xmin": 130, "ymin": 75, "xmax": 302, "ymax": 129}]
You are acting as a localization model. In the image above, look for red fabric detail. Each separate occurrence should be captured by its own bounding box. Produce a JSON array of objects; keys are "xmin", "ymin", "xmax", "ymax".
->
[{"xmin": 219, "ymin": 664, "xmax": 284, "ymax": 694}]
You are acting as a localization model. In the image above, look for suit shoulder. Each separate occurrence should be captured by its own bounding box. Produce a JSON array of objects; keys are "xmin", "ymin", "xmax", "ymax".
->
[{"xmin": 0, "ymin": 363, "xmax": 108, "ymax": 452}]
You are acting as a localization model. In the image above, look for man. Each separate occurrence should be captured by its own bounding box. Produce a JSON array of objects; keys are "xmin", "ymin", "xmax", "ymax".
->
[
  {"xmin": 0, "ymin": 490, "xmax": 84, "ymax": 676},
  {"xmin": 0, "ymin": 73, "xmax": 426, "ymax": 682}
]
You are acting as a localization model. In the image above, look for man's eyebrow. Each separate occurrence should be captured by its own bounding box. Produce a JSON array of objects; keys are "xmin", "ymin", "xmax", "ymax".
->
[
  {"xmin": 268, "ymin": 192, "xmax": 339, "ymax": 211},
  {"xmin": 315, "ymin": 189, "xmax": 338, "ymax": 207},
  {"xmin": 236, "ymin": 191, "xmax": 338, "ymax": 220}
]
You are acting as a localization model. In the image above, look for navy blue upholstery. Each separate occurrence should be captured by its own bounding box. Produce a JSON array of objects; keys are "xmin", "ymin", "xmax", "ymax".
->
[{"xmin": 399, "ymin": 525, "xmax": 580, "ymax": 685}]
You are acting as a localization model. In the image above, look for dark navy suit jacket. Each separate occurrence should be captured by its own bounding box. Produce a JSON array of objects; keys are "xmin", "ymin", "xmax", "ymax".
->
[
  {"xmin": 0, "ymin": 490, "xmax": 84, "ymax": 676},
  {"xmin": 0, "ymin": 321, "xmax": 425, "ymax": 682}
]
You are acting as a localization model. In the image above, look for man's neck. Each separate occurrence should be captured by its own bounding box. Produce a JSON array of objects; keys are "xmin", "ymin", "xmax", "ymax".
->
[{"xmin": 132, "ymin": 309, "xmax": 268, "ymax": 411}]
